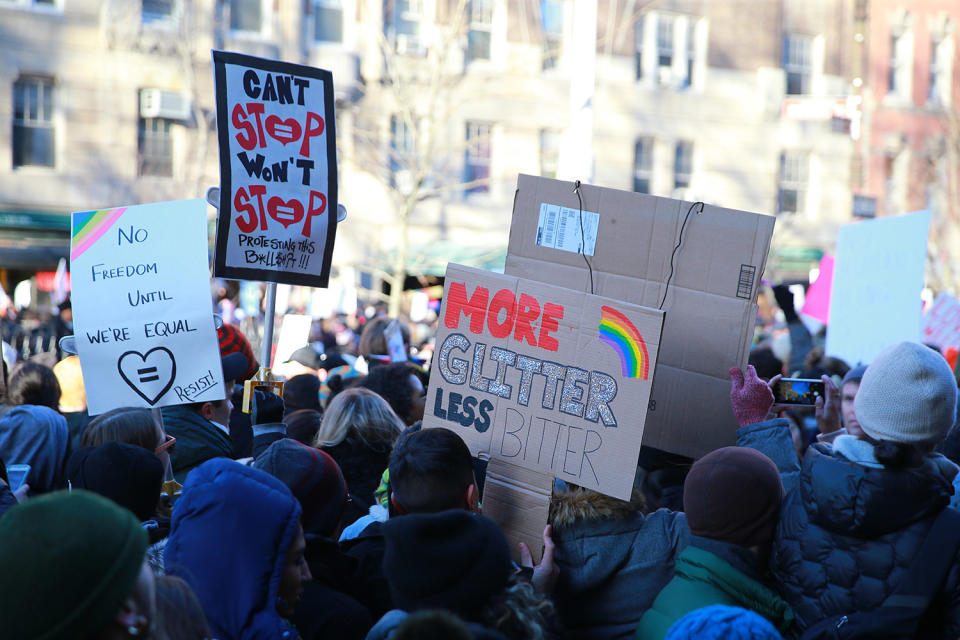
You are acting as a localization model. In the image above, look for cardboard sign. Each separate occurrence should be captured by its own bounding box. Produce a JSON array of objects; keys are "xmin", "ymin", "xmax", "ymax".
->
[
  {"xmin": 482, "ymin": 458, "xmax": 552, "ymax": 563},
  {"xmin": 827, "ymin": 211, "xmax": 930, "ymax": 365},
  {"xmin": 213, "ymin": 51, "xmax": 338, "ymax": 287},
  {"xmin": 70, "ymin": 200, "xmax": 225, "ymax": 414},
  {"xmin": 922, "ymin": 293, "xmax": 960, "ymax": 351},
  {"xmin": 801, "ymin": 255, "xmax": 834, "ymax": 325},
  {"xmin": 424, "ymin": 264, "xmax": 664, "ymax": 500},
  {"xmin": 273, "ymin": 313, "xmax": 313, "ymax": 367},
  {"xmin": 505, "ymin": 175, "xmax": 774, "ymax": 459}
]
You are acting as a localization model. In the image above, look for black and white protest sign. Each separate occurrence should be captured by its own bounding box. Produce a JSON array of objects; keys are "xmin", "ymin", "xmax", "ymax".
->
[
  {"xmin": 213, "ymin": 50, "xmax": 339, "ymax": 287},
  {"xmin": 70, "ymin": 199, "xmax": 225, "ymax": 414}
]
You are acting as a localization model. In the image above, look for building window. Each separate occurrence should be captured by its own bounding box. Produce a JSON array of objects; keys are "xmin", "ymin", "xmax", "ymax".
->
[
  {"xmin": 783, "ymin": 35, "xmax": 811, "ymax": 95},
  {"xmin": 541, "ymin": 0, "xmax": 563, "ymax": 71},
  {"xmin": 928, "ymin": 32, "xmax": 953, "ymax": 107},
  {"xmin": 540, "ymin": 129, "xmax": 560, "ymax": 179},
  {"xmin": 389, "ymin": 0, "xmax": 425, "ymax": 55},
  {"xmin": 638, "ymin": 13, "xmax": 699, "ymax": 87},
  {"xmin": 467, "ymin": 0, "xmax": 493, "ymax": 61},
  {"xmin": 633, "ymin": 137, "xmax": 653, "ymax": 194},
  {"xmin": 138, "ymin": 117, "xmax": 173, "ymax": 177},
  {"xmin": 777, "ymin": 151, "xmax": 808, "ymax": 215},
  {"xmin": 314, "ymin": 0, "xmax": 343, "ymax": 43},
  {"xmin": 389, "ymin": 114, "xmax": 415, "ymax": 191},
  {"xmin": 13, "ymin": 76, "xmax": 55, "ymax": 168},
  {"xmin": 634, "ymin": 14, "xmax": 645, "ymax": 80},
  {"xmin": 674, "ymin": 140, "xmax": 692, "ymax": 190},
  {"xmin": 657, "ymin": 15, "xmax": 674, "ymax": 69},
  {"xmin": 888, "ymin": 12, "xmax": 913, "ymax": 100},
  {"xmin": 142, "ymin": 0, "xmax": 175, "ymax": 21},
  {"xmin": 465, "ymin": 121, "xmax": 491, "ymax": 193},
  {"xmin": 230, "ymin": 0, "xmax": 262, "ymax": 33}
]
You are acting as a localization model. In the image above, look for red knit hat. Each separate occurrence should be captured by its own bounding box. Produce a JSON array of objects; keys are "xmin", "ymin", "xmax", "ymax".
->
[{"xmin": 218, "ymin": 324, "xmax": 258, "ymax": 381}]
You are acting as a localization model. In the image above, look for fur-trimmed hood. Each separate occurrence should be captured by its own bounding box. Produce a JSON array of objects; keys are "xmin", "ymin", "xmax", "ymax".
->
[
  {"xmin": 550, "ymin": 486, "xmax": 690, "ymax": 639},
  {"xmin": 550, "ymin": 486, "xmax": 647, "ymax": 529}
]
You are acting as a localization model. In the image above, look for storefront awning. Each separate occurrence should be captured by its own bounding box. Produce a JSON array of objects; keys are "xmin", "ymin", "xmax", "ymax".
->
[{"xmin": 394, "ymin": 242, "xmax": 507, "ymax": 277}]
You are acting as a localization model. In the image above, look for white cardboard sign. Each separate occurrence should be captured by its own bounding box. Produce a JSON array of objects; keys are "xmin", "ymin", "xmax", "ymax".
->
[
  {"xmin": 827, "ymin": 211, "xmax": 930, "ymax": 365},
  {"xmin": 70, "ymin": 199, "xmax": 225, "ymax": 414}
]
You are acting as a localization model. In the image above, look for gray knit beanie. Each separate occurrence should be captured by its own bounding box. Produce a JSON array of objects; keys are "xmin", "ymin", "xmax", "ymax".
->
[{"xmin": 854, "ymin": 341, "xmax": 958, "ymax": 444}]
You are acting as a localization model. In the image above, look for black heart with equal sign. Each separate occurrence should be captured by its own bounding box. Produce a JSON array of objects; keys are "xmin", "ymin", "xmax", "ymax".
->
[{"xmin": 117, "ymin": 347, "xmax": 177, "ymax": 405}]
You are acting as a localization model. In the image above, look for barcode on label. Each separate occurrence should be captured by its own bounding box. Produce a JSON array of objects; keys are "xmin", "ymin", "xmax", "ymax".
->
[
  {"xmin": 542, "ymin": 209, "xmax": 557, "ymax": 246},
  {"xmin": 535, "ymin": 202, "xmax": 601, "ymax": 256},
  {"xmin": 737, "ymin": 264, "xmax": 756, "ymax": 299}
]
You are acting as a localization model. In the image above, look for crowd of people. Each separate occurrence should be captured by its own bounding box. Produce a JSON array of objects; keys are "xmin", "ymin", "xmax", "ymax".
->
[{"xmin": 1, "ymin": 284, "xmax": 959, "ymax": 640}]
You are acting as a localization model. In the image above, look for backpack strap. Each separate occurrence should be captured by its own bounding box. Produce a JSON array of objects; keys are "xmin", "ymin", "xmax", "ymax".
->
[{"xmin": 882, "ymin": 507, "xmax": 960, "ymax": 609}]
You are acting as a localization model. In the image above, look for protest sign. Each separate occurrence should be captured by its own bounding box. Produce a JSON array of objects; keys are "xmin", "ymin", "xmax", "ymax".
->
[
  {"xmin": 505, "ymin": 175, "xmax": 774, "ymax": 459},
  {"xmin": 70, "ymin": 199, "xmax": 224, "ymax": 414},
  {"xmin": 827, "ymin": 211, "xmax": 930, "ymax": 365},
  {"xmin": 213, "ymin": 51, "xmax": 338, "ymax": 287},
  {"xmin": 273, "ymin": 313, "xmax": 313, "ymax": 367},
  {"xmin": 423, "ymin": 263, "xmax": 664, "ymax": 501},
  {"xmin": 801, "ymin": 255, "xmax": 834, "ymax": 325},
  {"xmin": 922, "ymin": 293, "xmax": 960, "ymax": 352}
]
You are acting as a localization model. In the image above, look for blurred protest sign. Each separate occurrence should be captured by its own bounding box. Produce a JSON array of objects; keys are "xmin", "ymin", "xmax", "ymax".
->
[
  {"xmin": 70, "ymin": 200, "xmax": 224, "ymax": 414},
  {"xmin": 922, "ymin": 293, "xmax": 960, "ymax": 352},
  {"xmin": 212, "ymin": 51, "xmax": 338, "ymax": 287},
  {"xmin": 505, "ymin": 175, "xmax": 774, "ymax": 458},
  {"xmin": 801, "ymin": 255, "xmax": 834, "ymax": 325},
  {"xmin": 424, "ymin": 263, "xmax": 664, "ymax": 501},
  {"xmin": 827, "ymin": 211, "xmax": 930, "ymax": 365},
  {"xmin": 272, "ymin": 314, "xmax": 313, "ymax": 367}
]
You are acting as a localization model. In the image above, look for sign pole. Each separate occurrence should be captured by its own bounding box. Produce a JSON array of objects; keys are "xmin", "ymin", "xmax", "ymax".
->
[{"xmin": 262, "ymin": 282, "xmax": 277, "ymax": 368}]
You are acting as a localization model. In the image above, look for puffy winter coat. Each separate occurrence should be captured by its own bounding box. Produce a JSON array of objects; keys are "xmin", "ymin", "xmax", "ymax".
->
[
  {"xmin": 551, "ymin": 487, "xmax": 690, "ymax": 639},
  {"xmin": 165, "ymin": 459, "xmax": 302, "ymax": 640},
  {"xmin": 635, "ymin": 539, "xmax": 794, "ymax": 639},
  {"xmin": 741, "ymin": 419, "xmax": 960, "ymax": 638}
]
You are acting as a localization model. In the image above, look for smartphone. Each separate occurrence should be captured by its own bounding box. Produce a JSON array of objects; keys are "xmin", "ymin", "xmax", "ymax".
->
[
  {"xmin": 6, "ymin": 464, "xmax": 29, "ymax": 491},
  {"xmin": 773, "ymin": 378, "xmax": 825, "ymax": 406}
]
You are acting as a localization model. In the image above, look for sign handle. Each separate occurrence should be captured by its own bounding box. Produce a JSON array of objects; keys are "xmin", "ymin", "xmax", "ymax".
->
[{"xmin": 262, "ymin": 282, "xmax": 277, "ymax": 368}]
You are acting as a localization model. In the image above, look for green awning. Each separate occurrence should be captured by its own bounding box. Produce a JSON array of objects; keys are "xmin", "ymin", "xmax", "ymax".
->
[
  {"xmin": 0, "ymin": 211, "xmax": 71, "ymax": 232},
  {"xmin": 394, "ymin": 242, "xmax": 507, "ymax": 277}
]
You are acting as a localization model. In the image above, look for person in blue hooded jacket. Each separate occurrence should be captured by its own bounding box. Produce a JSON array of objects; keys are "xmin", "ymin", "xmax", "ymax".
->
[{"xmin": 164, "ymin": 458, "xmax": 312, "ymax": 639}]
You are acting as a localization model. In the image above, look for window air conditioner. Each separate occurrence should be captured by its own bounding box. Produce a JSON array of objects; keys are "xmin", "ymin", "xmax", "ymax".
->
[{"xmin": 140, "ymin": 89, "xmax": 191, "ymax": 120}]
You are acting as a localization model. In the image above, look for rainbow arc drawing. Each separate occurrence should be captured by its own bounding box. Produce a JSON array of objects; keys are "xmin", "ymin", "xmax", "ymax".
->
[{"xmin": 598, "ymin": 305, "xmax": 651, "ymax": 379}]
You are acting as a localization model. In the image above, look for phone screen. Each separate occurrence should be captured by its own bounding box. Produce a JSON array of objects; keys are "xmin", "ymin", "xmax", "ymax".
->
[
  {"xmin": 6, "ymin": 465, "xmax": 29, "ymax": 491},
  {"xmin": 773, "ymin": 378, "xmax": 825, "ymax": 406}
]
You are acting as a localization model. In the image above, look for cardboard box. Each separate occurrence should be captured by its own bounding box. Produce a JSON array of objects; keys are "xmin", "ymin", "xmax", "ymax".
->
[
  {"xmin": 505, "ymin": 175, "xmax": 775, "ymax": 458},
  {"xmin": 423, "ymin": 263, "xmax": 664, "ymax": 501}
]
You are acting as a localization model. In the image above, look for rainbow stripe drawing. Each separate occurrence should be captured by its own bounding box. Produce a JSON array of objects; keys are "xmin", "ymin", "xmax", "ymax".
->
[
  {"xmin": 71, "ymin": 207, "xmax": 128, "ymax": 262},
  {"xmin": 599, "ymin": 305, "xmax": 650, "ymax": 379}
]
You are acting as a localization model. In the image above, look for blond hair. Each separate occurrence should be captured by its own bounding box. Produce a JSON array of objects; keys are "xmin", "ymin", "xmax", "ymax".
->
[{"xmin": 314, "ymin": 387, "xmax": 404, "ymax": 449}]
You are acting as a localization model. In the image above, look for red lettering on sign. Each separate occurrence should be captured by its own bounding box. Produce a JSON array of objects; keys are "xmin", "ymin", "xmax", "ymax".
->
[
  {"xmin": 445, "ymin": 283, "xmax": 489, "ymax": 334},
  {"xmin": 444, "ymin": 281, "xmax": 564, "ymax": 352},
  {"xmin": 487, "ymin": 289, "xmax": 517, "ymax": 339}
]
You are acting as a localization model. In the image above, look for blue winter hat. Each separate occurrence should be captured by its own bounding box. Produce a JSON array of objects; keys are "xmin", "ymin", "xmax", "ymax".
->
[{"xmin": 665, "ymin": 605, "xmax": 782, "ymax": 640}]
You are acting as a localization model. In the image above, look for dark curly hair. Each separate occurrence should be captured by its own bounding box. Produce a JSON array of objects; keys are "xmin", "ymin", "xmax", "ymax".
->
[{"xmin": 358, "ymin": 362, "xmax": 426, "ymax": 426}]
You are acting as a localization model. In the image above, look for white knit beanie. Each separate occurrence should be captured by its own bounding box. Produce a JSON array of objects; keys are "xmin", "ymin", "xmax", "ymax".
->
[{"xmin": 854, "ymin": 341, "xmax": 958, "ymax": 444}]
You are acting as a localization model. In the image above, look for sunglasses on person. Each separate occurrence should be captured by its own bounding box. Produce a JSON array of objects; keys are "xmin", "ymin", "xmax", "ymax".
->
[{"xmin": 155, "ymin": 434, "xmax": 176, "ymax": 455}]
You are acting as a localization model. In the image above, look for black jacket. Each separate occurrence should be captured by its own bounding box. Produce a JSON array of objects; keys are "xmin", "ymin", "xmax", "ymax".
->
[
  {"xmin": 771, "ymin": 440, "xmax": 960, "ymax": 638},
  {"xmin": 294, "ymin": 534, "xmax": 372, "ymax": 640}
]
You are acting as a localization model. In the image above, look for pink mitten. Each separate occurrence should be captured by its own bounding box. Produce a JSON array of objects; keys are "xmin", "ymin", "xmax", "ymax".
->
[{"xmin": 729, "ymin": 365, "xmax": 774, "ymax": 427}]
